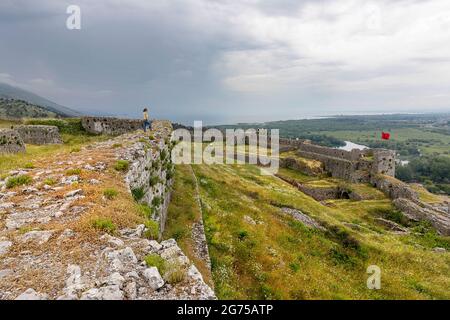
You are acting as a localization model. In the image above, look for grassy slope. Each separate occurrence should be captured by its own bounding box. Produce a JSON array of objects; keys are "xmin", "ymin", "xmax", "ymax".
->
[
  {"xmin": 0, "ymin": 118, "xmax": 110, "ymax": 175},
  {"xmin": 163, "ymin": 164, "xmax": 213, "ymax": 285},
  {"xmin": 167, "ymin": 163, "xmax": 450, "ymax": 300}
]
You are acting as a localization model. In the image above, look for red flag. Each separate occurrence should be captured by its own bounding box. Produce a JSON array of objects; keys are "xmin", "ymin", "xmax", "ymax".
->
[{"xmin": 381, "ymin": 132, "xmax": 391, "ymax": 140}]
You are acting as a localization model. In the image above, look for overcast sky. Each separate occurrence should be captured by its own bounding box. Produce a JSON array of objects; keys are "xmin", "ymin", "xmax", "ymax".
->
[{"xmin": 1, "ymin": 0, "xmax": 450, "ymax": 124}]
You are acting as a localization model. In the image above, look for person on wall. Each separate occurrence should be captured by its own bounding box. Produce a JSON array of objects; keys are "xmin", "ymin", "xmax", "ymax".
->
[{"xmin": 143, "ymin": 107, "xmax": 151, "ymax": 132}]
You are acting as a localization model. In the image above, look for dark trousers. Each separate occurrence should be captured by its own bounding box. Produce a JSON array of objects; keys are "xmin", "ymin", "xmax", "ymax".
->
[{"xmin": 143, "ymin": 120, "xmax": 150, "ymax": 132}]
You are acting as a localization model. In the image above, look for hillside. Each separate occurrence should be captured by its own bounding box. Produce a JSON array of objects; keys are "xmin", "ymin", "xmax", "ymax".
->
[
  {"xmin": 0, "ymin": 98, "xmax": 58, "ymax": 119},
  {"xmin": 165, "ymin": 162, "xmax": 450, "ymax": 299},
  {"xmin": 1, "ymin": 117, "xmax": 449, "ymax": 300},
  {"xmin": 0, "ymin": 83, "xmax": 80, "ymax": 118}
]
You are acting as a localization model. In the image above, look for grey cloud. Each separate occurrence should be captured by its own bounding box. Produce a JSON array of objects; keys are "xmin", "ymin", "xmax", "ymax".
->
[{"xmin": 0, "ymin": 0, "xmax": 449, "ymax": 124}]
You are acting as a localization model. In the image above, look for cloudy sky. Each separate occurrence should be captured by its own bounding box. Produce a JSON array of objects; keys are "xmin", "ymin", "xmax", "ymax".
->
[{"xmin": 1, "ymin": 0, "xmax": 450, "ymax": 124}]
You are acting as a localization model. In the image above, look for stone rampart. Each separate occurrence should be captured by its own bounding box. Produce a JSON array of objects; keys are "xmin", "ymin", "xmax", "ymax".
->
[
  {"xmin": 15, "ymin": 125, "xmax": 62, "ymax": 145},
  {"xmin": 82, "ymin": 117, "xmax": 143, "ymax": 135},
  {"xmin": 0, "ymin": 129, "xmax": 25, "ymax": 154}
]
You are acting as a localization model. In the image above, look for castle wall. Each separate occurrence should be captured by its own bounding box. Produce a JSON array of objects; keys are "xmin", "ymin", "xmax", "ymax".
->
[
  {"xmin": 296, "ymin": 150, "xmax": 356, "ymax": 180},
  {"xmin": 82, "ymin": 117, "xmax": 143, "ymax": 135},
  {"xmin": 0, "ymin": 129, "xmax": 25, "ymax": 154},
  {"xmin": 15, "ymin": 125, "xmax": 62, "ymax": 145},
  {"xmin": 372, "ymin": 149, "xmax": 396, "ymax": 176},
  {"xmin": 120, "ymin": 135, "xmax": 173, "ymax": 237}
]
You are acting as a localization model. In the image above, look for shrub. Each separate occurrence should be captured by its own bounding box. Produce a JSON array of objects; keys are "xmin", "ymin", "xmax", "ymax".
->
[
  {"xmin": 114, "ymin": 160, "xmax": 129, "ymax": 172},
  {"xmin": 25, "ymin": 118, "xmax": 86, "ymax": 135},
  {"xmin": 144, "ymin": 219, "xmax": 160, "ymax": 240},
  {"xmin": 137, "ymin": 204, "xmax": 152, "ymax": 219},
  {"xmin": 43, "ymin": 178, "xmax": 56, "ymax": 186},
  {"xmin": 289, "ymin": 262, "xmax": 300, "ymax": 273},
  {"xmin": 151, "ymin": 196, "xmax": 162, "ymax": 207},
  {"xmin": 149, "ymin": 175, "xmax": 160, "ymax": 187},
  {"xmin": 6, "ymin": 175, "xmax": 32, "ymax": 189},
  {"xmin": 238, "ymin": 230, "xmax": 248, "ymax": 241},
  {"xmin": 131, "ymin": 187, "xmax": 145, "ymax": 201},
  {"xmin": 170, "ymin": 227, "xmax": 188, "ymax": 241},
  {"xmin": 151, "ymin": 160, "xmax": 161, "ymax": 170},
  {"xmin": 65, "ymin": 168, "xmax": 81, "ymax": 176},
  {"xmin": 144, "ymin": 254, "xmax": 166, "ymax": 274},
  {"xmin": 164, "ymin": 260, "xmax": 186, "ymax": 284},
  {"xmin": 112, "ymin": 143, "xmax": 122, "ymax": 149},
  {"xmin": 103, "ymin": 188, "xmax": 118, "ymax": 200},
  {"xmin": 92, "ymin": 218, "xmax": 116, "ymax": 234},
  {"xmin": 70, "ymin": 146, "xmax": 81, "ymax": 153},
  {"xmin": 160, "ymin": 149, "xmax": 168, "ymax": 161}
]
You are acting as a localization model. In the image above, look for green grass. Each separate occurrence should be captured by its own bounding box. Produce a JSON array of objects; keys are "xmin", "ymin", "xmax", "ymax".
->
[
  {"xmin": 0, "ymin": 119, "xmax": 109, "ymax": 176},
  {"xmin": 144, "ymin": 219, "xmax": 159, "ymax": 240},
  {"xmin": 6, "ymin": 175, "xmax": 32, "ymax": 189},
  {"xmin": 65, "ymin": 168, "xmax": 81, "ymax": 176},
  {"xmin": 92, "ymin": 217, "xmax": 117, "ymax": 234},
  {"xmin": 114, "ymin": 160, "xmax": 129, "ymax": 172},
  {"xmin": 165, "ymin": 163, "xmax": 450, "ymax": 300},
  {"xmin": 43, "ymin": 178, "xmax": 57, "ymax": 186},
  {"xmin": 144, "ymin": 254, "xmax": 167, "ymax": 274},
  {"xmin": 103, "ymin": 188, "xmax": 119, "ymax": 200},
  {"xmin": 23, "ymin": 162, "xmax": 35, "ymax": 169}
]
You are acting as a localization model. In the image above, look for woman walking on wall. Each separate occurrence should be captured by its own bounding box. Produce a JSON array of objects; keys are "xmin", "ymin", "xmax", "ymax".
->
[{"xmin": 143, "ymin": 108, "xmax": 151, "ymax": 132}]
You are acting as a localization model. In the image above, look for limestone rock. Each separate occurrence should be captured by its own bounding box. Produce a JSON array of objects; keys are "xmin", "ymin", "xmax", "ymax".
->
[
  {"xmin": 19, "ymin": 230, "xmax": 54, "ymax": 245},
  {"xmin": 15, "ymin": 288, "xmax": 48, "ymax": 300},
  {"xmin": 0, "ymin": 240, "xmax": 13, "ymax": 255},
  {"xmin": 143, "ymin": 267, "xmax": 165, "ymax": 290}
]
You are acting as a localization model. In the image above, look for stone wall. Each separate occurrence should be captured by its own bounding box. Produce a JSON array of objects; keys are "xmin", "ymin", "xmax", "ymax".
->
[
  {"xmin": 371, "ymin": 149, "xmax": 396, "ymax": 176},
  {"xmin": 297, "ymin": 142, "xmax": 366, "ymax": 161},
  {"xmin": 15, "ymin": 125, "xmax": 62, "ymax": 145},
  {"xmin": 82, "ymin": 117, "xmax": 143, "ymax": 135},
  {"xmin": 296, "ymin": 149, "xmax": 356, "ymax": 180},
  {"xmin": 370, "ymin": 174, "xmax": 418, "ymax": 200},
  {"xmin": 0, "ymin": 129, "xmax": 25, "ymax": 154},
  {"xmin": 286, "ymin": 140, "xmax": 396, "ymax": 182},
  {"xmin": 120, "ymin": 132, "xmax": 173, "ymax": 237}
]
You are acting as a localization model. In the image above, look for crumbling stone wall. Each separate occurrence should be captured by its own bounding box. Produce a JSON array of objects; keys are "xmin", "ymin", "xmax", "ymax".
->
[
  {"xmin": 283, "ymin": 139, "xmax": 396, "ymax": 182},
  {"xmin": 82, "ymin": 117, "xmax": 143, "ymax": 135},
  {"xmin": 120, "ymin": 129, "xmax": 173, "ymax": 236},
  {"xmin": 0, "ymin": 129, "xmax": 25, "ymax": 154},
  {"xmin": 371, "ymin": 149, "xmax": 395, "ymax": 176},
  {"xmin": 370, "ymin": 174, "xmax": 418, "ymax": 200},
  {"xmin": 296, "ymin": 149, "xmax": 356, "ymax": 180},
  {"xmin": 15, "ymin": 125, "xmax": 62, "ymax": 145}
]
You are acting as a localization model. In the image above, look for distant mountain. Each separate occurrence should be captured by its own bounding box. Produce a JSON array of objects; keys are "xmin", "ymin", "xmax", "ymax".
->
[
  {"xmin": 0, "ymin": 98, "xmax": 59, "ymax": 118},
  {"xmin": 0, "ymin": 82, "xmax": 81, "ymax": 117}
]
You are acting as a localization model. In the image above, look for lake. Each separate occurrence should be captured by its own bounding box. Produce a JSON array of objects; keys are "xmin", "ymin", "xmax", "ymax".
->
[{"xmin": 338, "ymin": 141, "xmax": 368, "ymax": 151}]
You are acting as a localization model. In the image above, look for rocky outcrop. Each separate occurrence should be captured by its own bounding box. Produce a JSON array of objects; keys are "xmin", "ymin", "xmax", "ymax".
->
[
  {"xmin": 280, "ymin": 207, "xmax": 326, "ymax": 231},
  {"xmin": 393, "ymin": 198, "xmax": 450, "ymax": 236},
  {"xmin": 52, "ymin": 232, "xmax": 215, "ymax": 300},
  {"xmin": 15, "ymin": 125, "xmax": 62, "ymax": 145},
  {"xmin": 0, "ymin": 129, "xmax": 25, "ymax": 154},
  {"xmin": 370, "ymin": 175, "xmax": 418, "ymax": 200},
  {"xmin": 81, "ymin": 117, "xmax": 143, "ymax": 135}
]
